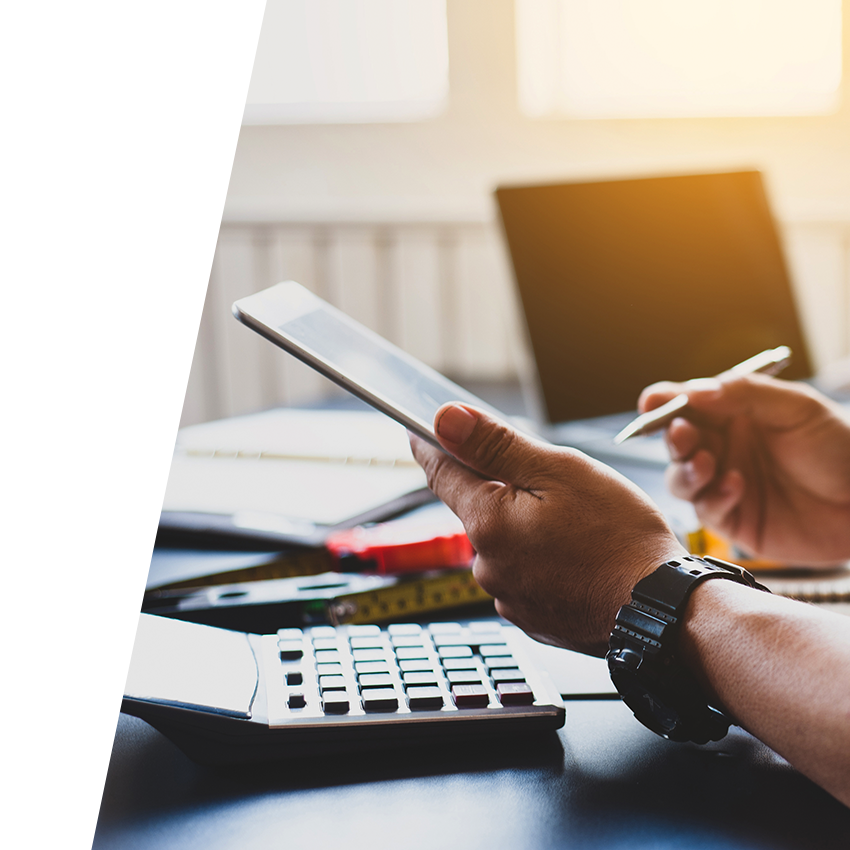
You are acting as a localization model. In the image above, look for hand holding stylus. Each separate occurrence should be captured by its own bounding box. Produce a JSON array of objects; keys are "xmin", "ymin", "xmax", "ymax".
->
[
  {"xmin": 614, "ymin": 346, "xmax": 793, "ymax": 443},
  {"xmin": 636, "ymin": 358, "xmax": 850, "ymax": 566}
]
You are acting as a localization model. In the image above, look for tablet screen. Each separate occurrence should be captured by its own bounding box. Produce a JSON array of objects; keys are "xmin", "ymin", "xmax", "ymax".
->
[{"xmin": 277, "ymin": 304, "xmax": 486, "ymax": 434}]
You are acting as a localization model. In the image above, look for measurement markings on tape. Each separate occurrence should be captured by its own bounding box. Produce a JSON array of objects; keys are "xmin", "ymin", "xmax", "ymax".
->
[{"xmin": 327, "ymin": 569, "xmax": 492, "ymax": 625}]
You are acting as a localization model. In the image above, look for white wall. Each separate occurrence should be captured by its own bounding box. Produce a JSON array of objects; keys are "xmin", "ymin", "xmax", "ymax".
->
[
  {"xmin": 225, "ymin": 0, "xmax": 850, "ymax": 223},
  {"xmin": 181, "ymin": 0, "xmax": 850, "ymax": 426}
]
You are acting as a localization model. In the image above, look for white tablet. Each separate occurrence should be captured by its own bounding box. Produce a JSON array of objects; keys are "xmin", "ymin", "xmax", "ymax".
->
[{"xmin": 232, "ymin": 281, "xmax": 504, "ymax": 448}]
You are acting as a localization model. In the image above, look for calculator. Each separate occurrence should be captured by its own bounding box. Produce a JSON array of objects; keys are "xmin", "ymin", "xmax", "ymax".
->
[{"xmin": 122, "ymin": 614, "xmax": 565, "ymax": 764}]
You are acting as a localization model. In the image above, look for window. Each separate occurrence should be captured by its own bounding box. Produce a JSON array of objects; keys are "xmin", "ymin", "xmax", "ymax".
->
[
  {"xmin": 244, "ymin": 0, "xmax": 449, "ymax": 124},
  {"xmin": 516, "ymin": 0, "xmax": 842, "ymax": 118}
]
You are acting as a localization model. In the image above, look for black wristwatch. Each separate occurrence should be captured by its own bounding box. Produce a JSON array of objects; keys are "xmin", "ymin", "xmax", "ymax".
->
[{"xmin": 606, "ymin": 554, "xmax": 770, "ymax": 744}]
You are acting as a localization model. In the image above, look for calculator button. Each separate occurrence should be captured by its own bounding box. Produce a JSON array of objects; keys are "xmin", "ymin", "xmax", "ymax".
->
[
  {"xmin": 479, "ymin": 644, "xmax": 511, "ymax": 657},
  {"xmin": 490, "ymin": 669, "xmax": 526, "ymax": 685},
  {"xmin": 390, "ymin": 635, "xmax": 427, "ymax": 648},
  {"xmin": 319, "ymin": 675, "xmax": 347, "ymax": 692},
  {"xmin": 355, "ymin": 661, "xmax": 390, "ymax": 676},
  {"xmin": 310, "ymin": 626, "xmax": 337, "ymax": 639},
  {"xmin": 398, "ymin": 658, "xmax": 436, "ymax": 673},
  {"xmin": 407, "ymin": 687, "xmax": 444, "ymax": 710},
  {"xmin": 432, "ymin": 634, "xmax": 473, "ymax": 647},
  {"xmin": 496, "ymin": 682, "xmax": 534, "ymax": 705},
  {"xmin": 315, "ymin": 662, "xmax": 344, "ymax": 676},
  {"xmin": 285, "ymin": 671, "xmax": 303, "ymax": 686},
  {"xmin": 287, "ymin": 693, "xmax": 307, "ymax": 709},
  {"xmin": 469, "ymin": 621, "xmax": 502, "ymax": 634},
  {"xmin": 277, "ymin": 628, "xmax": 303, "ymax": 640},
  {"xmin": 485, "ymin": 656, "xmax": 518, "ymax": 669},
  {"xmin": 403, "ymin": 671, "xmax": 440, "ymax": 687},
  {"xmin": 358, "ymin": 673, "xmax": 395, "ymax": 689},
  {"xmin": 362, "ymin": 689, "xmax": 399, "ymax": 712},
  {"xmin": 428, "ymin": 622, "xmax": 462, "ymax": 634},
  {"xmin": 315, "ymin": 650, "xmax": 342, "ymax": 664},
  {"xmin": 394, "ymin": 646, "xmax": 430, "ymax": 660},
  {"xmin": 451, "ymin": 685, "xmax": 489, "ymax": 708},
  {"xmin": 347, "ymin": 625, "xmax": 382, "ymax": 636},
  {"xmin": 349, "ymin": 636, "xmax": 385, "ymax": 650},
  {"xmin": 278, "ymin": 641, "xmax": 303, "ymax": 661},
  {"xmin": 387, "ymin": 623, "xmax": 422, "ymax": 635},
  {"xmin": 312, "ymin": 638, "xmax": 339, "ymax": 651},
  {"xmin": 446, "ymin": 669, "xmax": 483, "ymax": 685},
  {"xmin": 441, "ymin": 657, "xmax": 478, "ymax": 670},
  {"xmin": 322, "ymin": 692, "xmax": 350, "ymax": 714},
  {"xmin": 351, "ymin": 649, "xmax": 385, "ymax": 663},
  {"xmin": 439, "ymin": 645, "xmax": 473, "ymax": 659}
]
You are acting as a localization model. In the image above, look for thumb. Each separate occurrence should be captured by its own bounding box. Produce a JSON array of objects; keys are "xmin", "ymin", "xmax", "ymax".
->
[{"xmin": 433, "ymin": 403, "xmax": 551, "ymax": 487}]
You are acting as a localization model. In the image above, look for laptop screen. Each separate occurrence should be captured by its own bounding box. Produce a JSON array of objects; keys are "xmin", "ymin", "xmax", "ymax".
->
[{"xmin": 496, "ymin": 171, "xmax": 812, "ymax": 424}]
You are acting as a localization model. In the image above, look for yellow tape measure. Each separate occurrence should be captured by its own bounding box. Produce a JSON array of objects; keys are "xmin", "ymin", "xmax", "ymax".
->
[{"xmin": 327, "ymin": 569, "xmax": 492, "ymax": 625}]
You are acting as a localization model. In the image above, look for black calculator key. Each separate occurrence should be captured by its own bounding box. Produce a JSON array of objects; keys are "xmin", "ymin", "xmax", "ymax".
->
[
  {"xmin": 278, "ymin": 641, "xmax": 303, "ymax": 661},
  {"xmin": 446, "ymin": 669, "xmax": 483, "ymax": 685},
  {"xmin": 496, "ymin": 682, "xmax": 534, "ymax": 705},
  {"xmin": 287, "ymin": 693, "xmax": 307, "ymax": 709},
  {"xmin": 451, "ymin": 685, "xmax": 489, "ymax": 708},
  {"xmin": 439, "ymin": 645, "xmax": 473, "ymax": 659},
  {"xmin": 285, "ymin": 671, "xmax": 303, "ymax": 686},
  {"xmin": 490, "ymin": 669, "xmax": 526, "ymax": 685},
  {"xmin": 398, "ymin": 658, "xmax": 436, "ymax": 673},
  {"xmin": 354, "ymin": 661, "xmax": 390, "ymax": 676},
  {"xmin": 322, "ymin": 692, "xmax": 350, "ymax": 714},
  {"xmin": 319, "ymin": 675, "xmax": 347, "ymax": 692},
  {"xmin": 441, "ymin": 657, "xmax": 478, "ymax": 670},
  {"xmin": 362, "ymin": 688, "xmax": 399, "ymax": 712},
  {"xmin": 407, "ymin": 687, "xmax": 444, "ymax": 710},
  {"xmin": 403, "ymin": 671, "xmax": 440, "ymax": 687},
  {"xmin": 358, "ymin": 673, "xmax": 395, "ymax": 689}
]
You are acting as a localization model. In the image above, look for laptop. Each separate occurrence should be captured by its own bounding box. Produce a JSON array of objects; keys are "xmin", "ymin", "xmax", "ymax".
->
[{"xmin": 495, "ymin": 171, "xmax": 813, "ymax": 465}]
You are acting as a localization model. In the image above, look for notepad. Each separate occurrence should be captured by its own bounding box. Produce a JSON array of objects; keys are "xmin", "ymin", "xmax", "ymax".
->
[{"xmin": 160, "ymin": 408, "xmax": 431, "ymax": 545}]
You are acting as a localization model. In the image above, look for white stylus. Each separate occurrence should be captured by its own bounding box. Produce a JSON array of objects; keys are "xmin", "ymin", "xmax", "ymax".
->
[{"xmin": 613, "ymin": 345, "xmax": 793, "ymax": 444}]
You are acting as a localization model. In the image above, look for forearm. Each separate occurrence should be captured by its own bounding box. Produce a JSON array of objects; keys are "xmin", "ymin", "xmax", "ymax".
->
[{"xmin": 680, "ymin": 580, "xmax": 850, "ymax": 805}]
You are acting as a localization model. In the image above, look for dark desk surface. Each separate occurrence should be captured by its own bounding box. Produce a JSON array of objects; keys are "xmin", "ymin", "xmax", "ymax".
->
[{"xmin": 95, "ymin": 700, "xmax": 850, "ymax": 849}]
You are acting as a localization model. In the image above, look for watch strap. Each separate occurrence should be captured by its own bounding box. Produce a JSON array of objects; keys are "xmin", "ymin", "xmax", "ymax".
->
[
  {"xmin": 607, "ymin": 554, "xmax": 769, "ymax": 743},
  {"xmin": 611, "ymin": 555, "xmax": 767, "ymax": 661}
]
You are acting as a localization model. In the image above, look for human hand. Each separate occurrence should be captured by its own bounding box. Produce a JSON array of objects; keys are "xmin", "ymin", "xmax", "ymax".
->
[
  {"xmin": 639, "ymin": 374, "xmax": 850, "ymax": 565},
  {"xmin": 408, "ymin": 405, "xmax": 685, "ymax": 656}
]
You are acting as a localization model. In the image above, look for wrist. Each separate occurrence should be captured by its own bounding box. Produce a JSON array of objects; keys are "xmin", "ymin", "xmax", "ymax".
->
[{"xmin": 678, "ymin": 578, "xmax": 764, "ymax": 710}]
